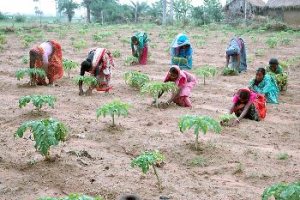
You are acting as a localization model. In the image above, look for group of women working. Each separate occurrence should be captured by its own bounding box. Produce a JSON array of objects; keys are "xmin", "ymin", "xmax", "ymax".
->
[{"xmin": 28, "ymin": 31, "xmax": 287, "ymax": 126}]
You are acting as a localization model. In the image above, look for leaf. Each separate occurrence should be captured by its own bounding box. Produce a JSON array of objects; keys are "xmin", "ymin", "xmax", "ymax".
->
[
  {"xmin": 63, "ymin": 59, "xmax": 78, "ymax": 71},
  {"xmin": 262, "ymin": 181, "xmax": 300, "ymax": 200},
  {"xmin": 124, "ymin": 71, "xmax": 150, "ymax": 89},
  {"xmin": 131, "ymin": 150, "xmax": 164, "ymax": 174},
  {"xmin": 18, "ymin": 95, "xmax": 56, "ymax": 111},
  {"xmin": 73, "ymin": 75, "xmax": 98, "ymax": 87},
  {"xmin": 15, "ymin": 118, "xmax": 68, "ymax": 158},
  {"xmin": 15, "ymin": 68, "xmax": 46, "ymax": 81},
  {"xmin": 141, "ymin": 81, "xmax": 177, "ymax": 102}
]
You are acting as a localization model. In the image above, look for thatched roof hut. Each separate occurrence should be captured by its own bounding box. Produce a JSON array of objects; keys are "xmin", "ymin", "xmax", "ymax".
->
[
  {"xmin": 266, "ymin": 0, "xmax": 300, "ymax": 26},
  {"xmin": 224, "ymin": 0, "xmax": 266, "ymax": 20},
  {"xmin": 266, "ymin": 0, "xmax": 300, "ymax": 9}
]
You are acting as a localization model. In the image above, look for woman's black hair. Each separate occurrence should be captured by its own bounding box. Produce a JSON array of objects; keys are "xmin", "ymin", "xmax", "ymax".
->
[
  {"xmin": 81, "ymin": 60, "xmax": 92, "ymax": 71},
  {"xmin": 239, "ymin": 90, "xmax": 250, "ymax": 101},
  {"xmin": 269, "ymin": 58, "xmax": 279, "ymax": 65},
  {"xmin": 131, "ymin": 36, "xmax": 138, "ymax": 43},
  {"xmin": 169, "ymin": 67, "xmax": 179, "ymax": 75},
  {"xmin": 119, "ymin": 194, "xmax": 141, "ymax": 200},
  {"xmin": 256, "ymin": 67, "xmax": 266, "ymax": 76}
]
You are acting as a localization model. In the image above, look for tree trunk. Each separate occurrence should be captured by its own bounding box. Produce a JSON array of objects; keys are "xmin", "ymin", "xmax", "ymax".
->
[
  {"xmin": 162, "ymin": 0, "xmax": 167, "ymax": 25},
  {"xmin": 101, "ymin": 11, "xmax": 104, "ymax": 25},
  {"xmin": 134, "ymin": 1, "xmax": 138, "ymax": 23},
  {"xmin": 244, "ymin": 0, "xmax": 247, "ymax": 23},
  {"xmin": 169, "ymin": 0, "xmax": 174, "ymax": 25},
  {"xmin": 86, "ymin": 6, "xmax": 91, "ymax": 23}
]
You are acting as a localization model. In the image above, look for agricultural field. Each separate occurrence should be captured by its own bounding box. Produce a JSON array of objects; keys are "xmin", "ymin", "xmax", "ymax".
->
[{"xmin": 0, "ymin": 22, "xmax": 299, "ymax": 200}]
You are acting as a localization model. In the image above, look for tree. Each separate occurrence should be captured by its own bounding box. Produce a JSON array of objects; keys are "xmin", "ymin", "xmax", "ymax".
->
[
  {"xmin": 147, "ymin": 0, "xmax": 163, "ymax": 24},
  {"xmin": 56, "ymin": 0, "xmax": 79, "ymax": 22},
  {"xmin": 173, "ymin": 0, "xmax": 192, "ymax": 22},
  {"xmin": 162, "ymin": 0, "xmax": 167, "ymax": 25},
  {"xmin": 130, "ymin": 1, "xmax": 149, "ymax": 23},
  {"xmin": 82, "ymin": 0, "xmax": 92, "ymax": 23},
  {"xmin": 192, "ymin": 0, "xmax": 223, "ymax": 25}
]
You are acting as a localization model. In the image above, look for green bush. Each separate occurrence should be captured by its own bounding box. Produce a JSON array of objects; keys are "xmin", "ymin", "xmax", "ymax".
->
[
  {"xmin": 19, "ymin": 95, "xmax": 56, "ymax": 111},
  {"xmin": 124, "ymin": 71, "xmax": 150, "ymax": 89},
  {"xmin": 14, "ymin": 14, "xmax": 26, "ymax": 22},
  {"xmin": 262, "ymin": 181, "xmax": 300, "ymax": 200}
]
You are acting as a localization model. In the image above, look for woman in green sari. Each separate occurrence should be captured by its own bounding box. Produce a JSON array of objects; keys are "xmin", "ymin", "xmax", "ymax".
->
[
  {"xmin": 131, "ymin": 31, "xmax": 149, "ymax": 65},
  {"xmin": 267, "ymin": 58, "xmax": 288, "ymax": 91},
  {"xmin": 249, "ymin": 68, "xmax": 279, "ymax": 104}
]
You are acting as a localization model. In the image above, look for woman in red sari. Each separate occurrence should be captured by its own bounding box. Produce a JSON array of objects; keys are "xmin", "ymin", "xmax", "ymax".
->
[
  {"xmin": 29, "ymin": 40, "xmax": 63, "ymax": 86},
  {"xmin": 229, "ymin": 88, "xmax": 266, "ymax": 125},
  {"xmin": 79, "ymin": 48, "xmax": 114, "ymax": 96}
]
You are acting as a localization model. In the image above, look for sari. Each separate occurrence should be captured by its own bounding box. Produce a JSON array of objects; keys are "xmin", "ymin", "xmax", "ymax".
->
[
  {"xmin": 170, "ymin": 34, "xmax": 193, "ymax": 70},
  {"xmin": 226, "ymin": 37, "xmax": 247, "ymax": 73},
  {"xmin": 131, "ymin": 32, "xmax": 149, "ymax": 65}
]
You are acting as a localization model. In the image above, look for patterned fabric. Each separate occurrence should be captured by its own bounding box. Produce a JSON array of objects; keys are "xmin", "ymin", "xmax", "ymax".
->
[
  {"xmin": 249, "ymin": 74, "xmax": 279, "ymax": 104},
  {"xmin": 267, "ymin": 65, "xmax": 287, "ymax": 91},
  {"xmin": 131, "ymin": 32, "xmax": 149, "ymax": 65},
  {"xmin": 226, "ymin": 37, "xmax": 247, "ymax": 72},
  {"xmin": 232, "ymin": 89, "xmax": 266, "ymax": 121},
  {"xmin": 89, "ymin": 48, "xmax": 114, "ymax": 91},
  {"xmin": 30, "ymin": 40, "xmax": 63, "ymax": 85},
  {"xmin": 170, "ymin": 34, "xmax": 193, "ymax": 70},
  {"xmin": 164, "ymin": 66, "xmax": 197, "ymax": 107}
]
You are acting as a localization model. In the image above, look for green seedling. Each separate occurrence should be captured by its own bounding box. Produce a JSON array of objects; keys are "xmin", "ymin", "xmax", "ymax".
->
[
  {"xmin": 172, "ymin": 57, "xmax": 188, "ymax": 66},
  {"xmin": 96, "ymin": 100, "xmax": 130, "ymax": 127},
  {"xmin": 72, "ymin": 39, "xmax": 87, "ymax": 51},
  {"xmin": 124, "ymin": 71, "xmax": 150, "ymax": 89},
  {"xmin": 112, "ymin": 50, "xmax": 121, "ymax": 58},
  {"xmin": 73, "ymin": 75, "xmax": 98, "ymax": 87},
  {"xmin": 179, "ymin": 115, "xmax": 221, "ymax": 150},
  {"xmin": 222, "ymin": 67, "xmax": 238, "ymax": 76},
  {"xmin": 141, "ymin": 81, "xmax": 177, "ymax": 107},
  {"xmin": 124, "ymin": 56, "xmax": 139, "ymax": 66},
  {"xmin": 194, "ymin": 65, "xmax": 217, "ymax": 85},
  {"xmin": 22, "ymin": 55, "xmax": 29, "ymax": 64},
  {"xmin": 63, "ymin": 58, "xmax": 78, "ymax": 78},
  {"xmin": 39, "ymin": 194, "xmax": 103, "ymax": 200},
  {"xmin": 19, "ymin": 95, "xmax": 56, "ymax": 111},
  {"xmin": 15, "ymin": 118, "xmax": 68, "ymax": 161},
  {"xmin": 16, "ymin": 68, "xmax": 46, "ymax": 85},
  {"xmin": 219, "ymin": 114, "xmax": 237, "ymax": 126},
  {"xmin": 131, "ymin": 150, "xmax": 165, "ymax": 191},
  {"xmin": 262, "ymin": 181, "xmax": 300, "ymax": 200}
]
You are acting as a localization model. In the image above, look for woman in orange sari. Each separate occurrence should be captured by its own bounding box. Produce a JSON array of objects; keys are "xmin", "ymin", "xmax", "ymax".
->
[{"xmin": 29, "ymin": 40, "xmax": 63, "ymax": 86}]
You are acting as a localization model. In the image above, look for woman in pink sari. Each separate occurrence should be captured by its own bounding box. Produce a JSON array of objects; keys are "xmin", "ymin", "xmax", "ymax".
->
[{"xmin": 159, "ymin": 66, "xmax": 197, "ymax": 107}]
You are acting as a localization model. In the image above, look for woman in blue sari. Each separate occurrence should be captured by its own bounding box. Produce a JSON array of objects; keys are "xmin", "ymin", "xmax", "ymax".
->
[
  {"xmin": 170, "ymin": 34, "xmax": 193, "ymax": 70},
  {"xmin": 225, "ymin": 37, "xmax": 247, "ymax": 73},
  {"xmin": 249, "ymin": 68, "xmax": 279, "ymax": 104}
]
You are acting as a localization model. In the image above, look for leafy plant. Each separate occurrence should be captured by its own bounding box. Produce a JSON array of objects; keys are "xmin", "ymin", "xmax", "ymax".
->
[
  {"xmin": 15, "ymin": 118, "xmax": 68, "ymax": 160},
  {"xmin": 179, "ymin": 115, "xmax": 221, "ymax": 150},
  {"xmin": 269, "ymin": 72, "xmax": 288, "ymax": 91},
  {"xmin": 131, "ymin": 150, "xmax": 165, "ymax": 190},
  {"xmin": 19, "ymin": 95, "xmax": 56, "ymax": 111},
  {"xmin": 22, "ymin": 34, "xmax": 35, "ymax": 48},
  {"xmin": 194, "ymin": 65, "xmax": 217, "ymax": 85},
  {"xmin": 124, "ymin": 71, "xmax": 150, "ymax": 89},
  {"xmin": 39, "ymin": 194, "xmax": 103, "ymax": 200},
  {"xmin": 262, "ymin": 181, "xmax": 300, "ymax": 200},
  {"xmin": 73, "ymin": 75, "xmax": 98, "ymax": 87},
  {"xmin": 124, "ymin": 56, "xmax": 139, "ymax": 66},
  {"xmin": 15, "ymin": 68, "xmax": 46, "ymax": 85},
  {"xmin": 141, "ymin": 81, "xmax": 177, "ymax": 107},
  {"xmin": 172, "ymin": 57, "xmax": 188, "ymax": 66},
  {"xmin": 276, "ymin": 152, "xmax": 289, "ymax": 160},
  {"xmin": 96, "ymin": 100, "xmax": 130, "ymax": 126},
  {"xmin": 266, "ymin": 37, "xmax": 278, "ymax": 48},
  {"xmin": 63, "ymin": 58, "xmax": 78, "ymax": 78},
  {"xmin": 112, "ymin": 50, "xmax": 121, "ymax": 58},
  {"xmin": 72, "ymin": 39, "xmax": 87, "ymax": 50},
  {"xmin": 0, "ymin": 34, "xmax": 6, "ymax": 50},
  {"xmin": 219, "ymin": 114, "xmax": 237, "ymax": 126},
  {"xmin": 21, "ymin": 55, "xmax": 29, "ymax": 64},
  {"xmin": 255, "ymin": 49, "xmax": 265, "ymax": 57},
  {"xmin": 222, "ymin": 67, "xmax": 238, "ymax": 76}
]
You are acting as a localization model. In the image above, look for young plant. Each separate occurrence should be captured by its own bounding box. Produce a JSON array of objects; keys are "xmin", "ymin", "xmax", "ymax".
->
[
  {"xmin": 124, "ymin": 71, "xmax": 150, "ymax": 89},
  {"xmin": 96, "ymin": 100, "xmax": 130, "ymax": 127},
  {"xmin": 194, "ymin": 65, "xmax": 217, "ymax": 85},
  {"xmin": 124, "ymin": 56, "xmax": 139, "ymax": 66},
  {"xmin": 72, "ymin": 39, "xmax": 87, "ymax": 51},
  {"xmin": 63, "ymin": 58, "xmax": 78, "ymax": 78},
  {"xmin": 266, "ymin": 37, "xmax": 278, "ymax": 48},
  {"xmin": 141, "ymin": 81, "xmax": 177, "ymax": 107},
  {"xmin": 21, "ymin": 55, "xmax": 29, "ymax": 64},
  {"xmin": 39, "ymin": 193, "xmax": 103, "ymax": 200},
  {"xmin": 15, "ymin": 118, "xmax": 68, "ymax": 161},
  {"xmin": 131, "ymin": 150, "xmax": 165, "ymax": 190},
  {"xmin": 222, "ymin": 67, "xmax": 238, "ymax": 76},
  {"xmin": 16, "ymin": 68, "xmax": 46, "ymax": 85},
  {"xmin": 112, "ymin": 50, "xmax": 121, "ymax": 58},
  {"xmin": 19, "ymin": 95, "xmax": 56, "ymax": 111},
  {"xmin": 22, "ymin": 34, "xmax": 35, "ymax": 48},
  {"xmin": 262, "ymin": 181, "xmax": 300, "ymax": 200},
  {"xmin": 218, "ymin": 114, "xmax": 237, "ymax": 126},
  {"xmin": 179, "ymin": 115, "xmax": 221, "ymax": 150},
  {"xmin": 73, "ymin": 75, "xmax": 98, "ymax": 87},
  {"xmin": 172, "ymin": 57, "xmax": 188, "ymax": 66}
]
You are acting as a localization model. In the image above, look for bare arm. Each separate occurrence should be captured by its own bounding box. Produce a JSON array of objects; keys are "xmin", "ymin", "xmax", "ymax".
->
[
  {"xmin": 237, "ymin": 101, "xmax": 251, "ymax": 121},
  {"xmin": 167, "ymin": 90, "xmax": 180, "ymax": 104},
  {"xmin": 229, "ymin": 103, "xmax": 235, "ymax": 114},
  {"xmin": 225, "ymin": 55, "xmax": 230, "ymax": 67}
]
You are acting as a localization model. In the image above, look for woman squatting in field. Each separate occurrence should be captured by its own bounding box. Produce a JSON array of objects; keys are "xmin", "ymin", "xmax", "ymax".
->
[
  {"xmin": 249, "ymin": 67, "xmax": 279, "ymax": 104},
  {"xmin": 225, "ymin": 37, "xmax": 247, "ymax": 73},
  {"xmin": 229, "ymin": 88, "xmax": 267, "ymax": 126},
  {"xmin": 29, "ymin": 40, "xmax": 63, "ymax": 86},
  {"xmin": 159, "ymin": 66, "xmax": 197, "ymax": 107},
  {"xmin": 79, "ymin": 48, "xmax": 114, "ymax": 96},
  {"xmin": 170, "ymin": 33, "xmax": 193, "ymax": 70},
  {"xmin": 266, "ymin": 58, "xmax": 288, "ymax": 91},
  {"xmin": 131, "ymin": 31, "xmax": 149, "ymax": 65}
]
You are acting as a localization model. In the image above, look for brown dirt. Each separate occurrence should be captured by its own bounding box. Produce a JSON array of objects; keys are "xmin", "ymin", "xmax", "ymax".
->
[{"xmin": 0, "ymin": 24, "xmax": 299, "ymax": 200}]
